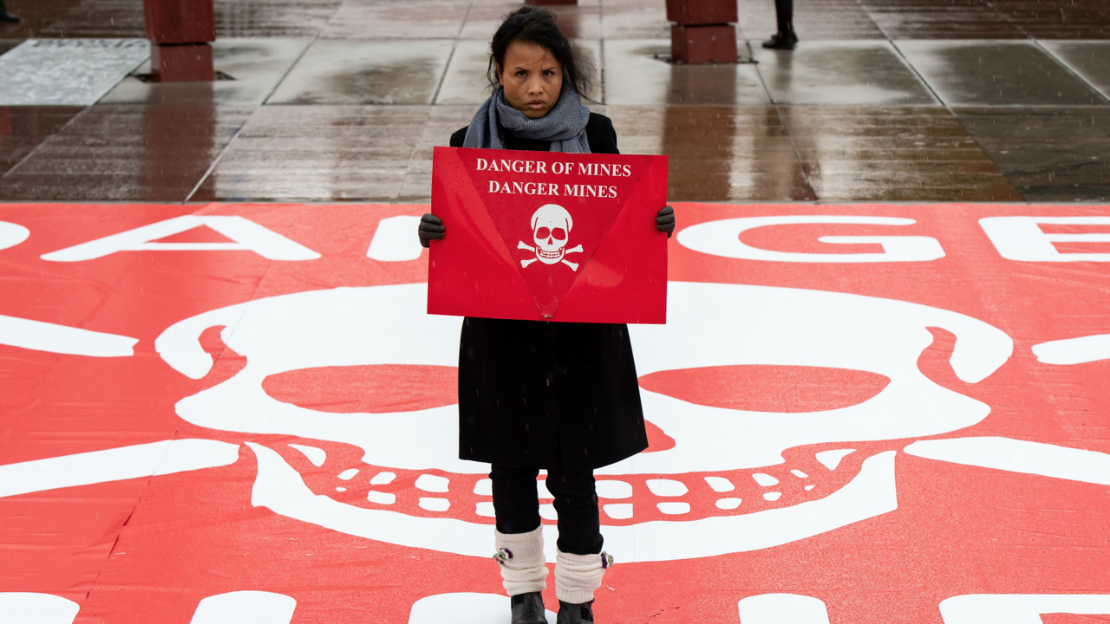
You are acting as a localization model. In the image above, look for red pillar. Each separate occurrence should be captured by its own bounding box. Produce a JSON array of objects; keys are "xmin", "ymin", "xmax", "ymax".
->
[
  {"xmin": 666, "ymin": 0, "xmax": 738, "ymax": 64},
  {"xmin": 143, "ymin": 0, "xmax": 216, "ymax": 82}
]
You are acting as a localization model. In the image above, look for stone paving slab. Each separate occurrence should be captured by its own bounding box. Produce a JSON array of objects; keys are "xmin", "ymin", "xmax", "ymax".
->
[
  {"xmin": 956, "ymin": 106, "xmax": 1110, "ymax": 202},
  {"xmin": 604, "ymin": 40, "xmax": 769, "ymax": 106},
  {"xmin": 266, "ymin": 39, "xmax": 454, "ymax": 105},
  {"xmin": 781, "ymin": 106, "xmax": 1023, "ymax": 202},
  {"xmin": 191, "ymin": 105, "xmax": 433, "ymax": 202},
  {"xmin": 321, "ymin": 0, "xmax": 471, "ymax": 39},
  {"xmin": 0, "ymin": 105, "xmax": 253, "ymax": 202},
  {"xmin": 0, "ymin": 106, "xmax": 82, "ymax": 177},
  {"xmin": 752, "ymin": 41, "xmax": 936, "ymax": 106},
  {"xmin": 0, "ymin": 39, "xmax": 148, "ymax": 106},
  {"xmin": 599, "ymin": 0, "xmax": 669, "ymax": 39},
  {"xmin": 895, "ymin": 40, "xmax": 1108, "ymax": 106},
  {"xmin": 100, "ymin": 38, "xmax": 312, "ymax": 106},
  {"xmin": 1039, "ymin": 40, "xmax": 1110, "ymax": 101}
]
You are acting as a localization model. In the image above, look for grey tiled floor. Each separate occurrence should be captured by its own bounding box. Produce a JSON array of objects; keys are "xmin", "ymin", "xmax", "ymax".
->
[
  {"xmin": 2, "ymin": 0, "xmax": 1110, "ymax": 203},
  {"xmin": 895, "ymin": 40, "xmax": 1108, "ymax": 106},
  {"xmin": 1039, "ymin": 40, "xmax": 1110, "ymax": 101},
  {"xmin": 752, "ymin": 41, "xmax": 937, "ymax": 106}
]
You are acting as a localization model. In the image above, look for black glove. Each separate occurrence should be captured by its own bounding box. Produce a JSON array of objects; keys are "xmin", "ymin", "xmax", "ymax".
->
[
  {"xmin": 656, "ymin": 205, "xmax": 676, "ymax": 238},
  {"xmin": 418, "ymin": 213, "xmax": 445, "ymax": 248}
]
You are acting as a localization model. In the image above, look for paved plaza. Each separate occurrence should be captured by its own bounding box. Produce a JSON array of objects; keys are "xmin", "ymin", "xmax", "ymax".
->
[{"xmin": 1, "ymin": 0, "xmax": 1109, "ymax": 203}]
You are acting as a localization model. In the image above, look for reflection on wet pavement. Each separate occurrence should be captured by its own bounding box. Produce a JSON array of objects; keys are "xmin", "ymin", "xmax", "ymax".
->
[
  {"xmin": 862, "ymin": 0, "xmax": 1024, "ymax": 39},
  {"xmin": 753, "ymin": 41, "xmax": 935, "ymax": 106},
  {"xmin": 0, "ymin": 104, "xmax": 251, "ymax": 201},
  {"xmin": 101, "ymin": 38, "xmax": 312, "ymax": 106},
  {"xmin": 782, "ymin": 107, "xmax": 1022, "ymax": 201},
  {"xmin": 192, "ymin": 106, "xmax": 439, "ymax": 202},
  {"xmin": 604, "ymin": 40, "xmax": 767, "ymax": 106},
  {"xmin": 267, "ymin": 40, "xmax": 453, "ymax": 105},
  {"xmin": 0, "ymin": 106, "xmax": 81, "ymax": 176},
  {"xmin": 613, "ymin": 106, "xmax": 813, "ymax": 202},
  {"xmin": 215, "ymin": 0, "xmax": 344, "ymax": 38}
]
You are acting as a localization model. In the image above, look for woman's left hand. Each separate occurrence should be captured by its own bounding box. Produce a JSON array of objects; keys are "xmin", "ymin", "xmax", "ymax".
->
[{"xmin": 656, "ymin": 205, "xmax": 676, "ymax": 238}]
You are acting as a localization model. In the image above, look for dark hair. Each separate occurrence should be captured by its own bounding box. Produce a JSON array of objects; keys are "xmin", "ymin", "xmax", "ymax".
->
[{"xmin": 487, "ymin": 6, "xmax": 595, "ymax": 98}]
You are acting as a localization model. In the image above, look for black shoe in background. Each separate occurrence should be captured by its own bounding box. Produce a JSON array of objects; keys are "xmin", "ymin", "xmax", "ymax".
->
[
  {"xmin": 511, "ymin": 592, "xmax": 548, "ymax": 624},
  {"xmin": 762, "ymin": 30, "xmax": 799, "ymax": 49}
]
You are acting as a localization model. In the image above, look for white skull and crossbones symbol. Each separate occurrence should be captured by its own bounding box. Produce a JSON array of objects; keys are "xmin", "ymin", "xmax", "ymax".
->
[{"xmin": 518, "ymin": 204, "xmax": 583, "ymax": 271}]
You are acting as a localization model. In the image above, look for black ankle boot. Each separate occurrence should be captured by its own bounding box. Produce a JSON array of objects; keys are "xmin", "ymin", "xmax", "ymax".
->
[
  {"xmin": 511, "ymin": 592, "xmax": 547, "ymax": 624},
  {"xmin": 762, "ymin": 30, "xmax": 799, "ymax": 49},
  {"xmin": 556, "ymin": 600, "xmax": 594, "ymax": 624}
]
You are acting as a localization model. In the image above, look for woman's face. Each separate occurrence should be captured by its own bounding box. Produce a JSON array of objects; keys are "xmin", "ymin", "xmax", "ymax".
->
[{"xmin": 497, "ymin": 40, "xmax": 563, "ymax": 119}]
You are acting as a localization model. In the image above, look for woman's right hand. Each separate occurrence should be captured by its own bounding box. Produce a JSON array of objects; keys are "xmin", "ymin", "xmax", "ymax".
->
[{"xmin": 418, "ymin": 213, "xmax": 445, "ymax": 248}]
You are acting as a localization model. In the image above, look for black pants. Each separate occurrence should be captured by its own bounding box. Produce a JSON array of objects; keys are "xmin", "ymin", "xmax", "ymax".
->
[
  {"xmin": 491, "ymin": 464, "xmax": 603, "ymax": 556},
  {"xmin": 775, "ymin": 0, "xmax": 794, "ymax": 32}
]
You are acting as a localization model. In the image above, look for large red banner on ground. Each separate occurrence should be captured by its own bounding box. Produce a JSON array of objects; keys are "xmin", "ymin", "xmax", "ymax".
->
[
  {"xmin": 1, "ymin": 202, "xmax": 1109, "ymax": 624},
  {"xmin": 428, "ymin": 146, "xmax": 669, "ymax": 322}
]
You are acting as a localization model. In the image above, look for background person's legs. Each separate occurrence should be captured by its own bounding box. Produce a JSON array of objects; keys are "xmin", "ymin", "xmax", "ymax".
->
[
  {"xmin": 775, "ymin": 0, "xmax": 794, "ymax": 34},
  {"xmin": 763, "ymin": 0, "xmax": 798, "ymax": 49}
]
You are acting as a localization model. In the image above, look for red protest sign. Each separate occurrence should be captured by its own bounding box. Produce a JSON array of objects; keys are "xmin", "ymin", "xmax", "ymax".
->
[{"xmin": 428, "ymin": 146, "xmax": 668, "ymax": 323}]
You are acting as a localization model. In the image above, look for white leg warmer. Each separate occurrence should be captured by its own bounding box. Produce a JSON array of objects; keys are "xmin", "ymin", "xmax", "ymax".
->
[
  {"xmin": 555, "ymin": 550, "xmax": 612, "ymax": 605},
  {"xmin": 494, "ymin": 526, "xmax": 548, "ymax": 597}
]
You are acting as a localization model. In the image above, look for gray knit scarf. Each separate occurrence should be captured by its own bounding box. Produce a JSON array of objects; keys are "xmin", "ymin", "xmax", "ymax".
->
[{"xmin": 462, "ymin": 83, "xmax": 591, "ymax": 154}]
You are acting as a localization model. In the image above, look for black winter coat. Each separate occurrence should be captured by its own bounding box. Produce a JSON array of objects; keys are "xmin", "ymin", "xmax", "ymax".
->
[{"xmin": 450, "ymin": 113, "xmax": 649, "ymax": 472}]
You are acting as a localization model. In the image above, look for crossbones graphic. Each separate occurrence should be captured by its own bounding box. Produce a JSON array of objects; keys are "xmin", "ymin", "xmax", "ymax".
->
[{"xmin": 518, "ymin": 204, "xmax": 584, "ymax": 271}]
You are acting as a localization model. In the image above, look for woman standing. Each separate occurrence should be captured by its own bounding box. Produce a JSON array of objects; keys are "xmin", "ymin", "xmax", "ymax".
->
[{"xmin": 419, "ymin": 7, "xmax": 675, "ymax": 624}]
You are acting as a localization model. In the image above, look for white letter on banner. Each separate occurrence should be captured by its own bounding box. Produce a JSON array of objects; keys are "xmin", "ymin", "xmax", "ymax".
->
[
  {"xmin": 676, "ymin": 216, "xmax": 944, "ymax": 263},
  {"xmin": 41, "ymin": 216, "xmax": 320, "ymax": 262},
  {"xmin": 0, "ymin": 314, "xmax": 138, "ymax": 357},
  {"xmin": 940, "ymin": 594, "xmax": 1110, "ymax": 624},
  {"xmin": 189, "ymin": 591, "xmax": 296, "ymax": 624},
  {"xmin": 0, "ymin": 221, "xmax": 30, "ymax": 251},
  {"xmin": 980, "ymin": 216, "xmax": 1110, "ymax": 262},
  {"xmin": 738, "ymin": 594, "xmax": 831, "ymax": 624},
  {"xmin": 367, "ymin": 215, "xmax": 423, "ymax": 262},
  {"xmin": 0, "ymin": 593, "xmax": 80, "ymax": 624}
]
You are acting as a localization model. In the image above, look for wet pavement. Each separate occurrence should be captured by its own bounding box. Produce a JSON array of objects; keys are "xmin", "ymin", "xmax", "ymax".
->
[{"xmin": 1, "ymin": 0, "xmax": 1109, "ymax": 202}]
